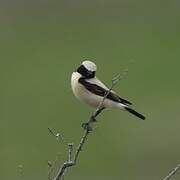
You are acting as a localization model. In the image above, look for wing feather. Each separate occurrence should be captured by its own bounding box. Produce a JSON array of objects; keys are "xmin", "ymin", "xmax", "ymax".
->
[{"xmin": 79, "ymin": 78, "xmax": 132, "ymax": 105}]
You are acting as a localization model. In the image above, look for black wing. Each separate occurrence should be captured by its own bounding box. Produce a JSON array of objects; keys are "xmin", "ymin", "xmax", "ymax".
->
[{"xmin": 79, "ymin": 78, "xmax": 132, "ymax": 105}]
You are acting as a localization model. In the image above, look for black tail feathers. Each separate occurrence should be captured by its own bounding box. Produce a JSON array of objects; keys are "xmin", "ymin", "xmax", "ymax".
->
[{"xmin": 125, "ymin": 107, "xmax": 145, "ymax": 120}]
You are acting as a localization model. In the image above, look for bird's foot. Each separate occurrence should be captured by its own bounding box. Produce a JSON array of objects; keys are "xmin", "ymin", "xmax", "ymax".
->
[
  {"xmin": 82, "ymin": 115, "xmax": 97, "ymax": 132},
  {"xmin": 91, "ymin": 115, "xmax": 97, "ymax": 122},
  {"xmin": 82, "ymin": 122, "xmax": 93, "ymax": 132}
]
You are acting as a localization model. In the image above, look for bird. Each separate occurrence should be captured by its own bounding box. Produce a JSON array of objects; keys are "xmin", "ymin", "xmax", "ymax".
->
[{"xmin": 71, "ymin": 60, "xmax": 145, "ymax": 120}]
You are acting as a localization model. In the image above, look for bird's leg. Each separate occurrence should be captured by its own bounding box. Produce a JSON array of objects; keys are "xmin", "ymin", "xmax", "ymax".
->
[
  {"xmin": 82, "ymin": 116, "xmax": 95, "ymax": 132},
  {"xmin": 92, "ymin": 107, "xmax": 105, "ymax": 121},
  {"xmin": 82, "ymin": 107, "xmax": 105, "ymax": 131}
]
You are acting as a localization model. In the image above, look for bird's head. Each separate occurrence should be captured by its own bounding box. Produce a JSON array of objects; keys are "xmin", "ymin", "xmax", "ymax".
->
[{"xmin": 76, "ymin": 60, "xmax": 97, "ymax": 78}]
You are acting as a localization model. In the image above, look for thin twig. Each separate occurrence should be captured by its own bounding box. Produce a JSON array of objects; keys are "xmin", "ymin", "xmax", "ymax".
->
[
  {"xmin": 163, "ymin": 164, "xmax": 180, "ymax": 180},
  {"xmin": 17, "ymin": 165, "xmax": 24, "ymax": 180},
  {"xmin": 51, "ymin": 73, "xmax": 122, "ymax": 180},
  {"xmin": 68, "ymin": 143, "xmax": 73, "ymax": 162},
  {"xmin": 48, "ymin": 128, "xmax": 67, "ymax": 145},
  {"xmin": 48, "ymin": 161, "xmax": 52, "ymax": 180},
  {"xmin": 48, "ymin": 154, "xmax": 62, "ymax": 180}
]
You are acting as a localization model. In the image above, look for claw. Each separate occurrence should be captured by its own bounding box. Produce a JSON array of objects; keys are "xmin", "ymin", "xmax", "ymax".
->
[
  {"xmin": 91, "ymin": 115, "xmax": 97, "ymax": 122},
  {"xmin": 82, "ymin": 123, "xmax": 93, "ymax": 132}
]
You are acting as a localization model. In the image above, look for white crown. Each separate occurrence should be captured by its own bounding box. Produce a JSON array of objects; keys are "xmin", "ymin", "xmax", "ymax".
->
[{"xmin": 82, "ymin": 60, "xmax": 97, "ymax": 71}]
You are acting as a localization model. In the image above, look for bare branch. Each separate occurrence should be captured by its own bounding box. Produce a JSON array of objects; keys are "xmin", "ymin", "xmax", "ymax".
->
[
  {"xmin": 73, "ymin": 129, "xmax": 89, "ymax": 165},
  {"xmin": 163, "ymin": 164, "xmax": 180, "ymax": 180},
  {"xmin": 51, "ymin": 73, "xmax": 122, "ymax": 180}
]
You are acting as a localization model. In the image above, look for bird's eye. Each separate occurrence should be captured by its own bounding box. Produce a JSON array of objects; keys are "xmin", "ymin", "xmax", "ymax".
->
[
  {"xmin": 77, "ymin": 65, "xmax": 95, "ymax": 78},
  {"xmin": 77, "ymin": 65, "xmax": 86, "ymax": 75}
]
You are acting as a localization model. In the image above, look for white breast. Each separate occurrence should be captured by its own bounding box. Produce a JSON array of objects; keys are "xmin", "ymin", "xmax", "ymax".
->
[{"xmin": 71, "ymin": 72, "xmax": 102, "ymax": 108}]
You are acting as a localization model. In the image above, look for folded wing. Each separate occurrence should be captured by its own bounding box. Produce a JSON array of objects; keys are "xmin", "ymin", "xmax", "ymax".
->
[{"xmin": 79, "ymin": 78, "xmax": 132, "ymax": 105}]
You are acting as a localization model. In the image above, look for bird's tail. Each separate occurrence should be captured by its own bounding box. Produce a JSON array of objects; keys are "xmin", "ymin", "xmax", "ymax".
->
[{"xmin": 125, "ymin": 107, "xmax": 145, "ymax": 120}]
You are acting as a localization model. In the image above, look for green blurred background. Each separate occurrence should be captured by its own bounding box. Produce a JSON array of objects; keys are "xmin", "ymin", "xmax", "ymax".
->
[{"xmin": 1, "ymin": 0, "xmax": 180, "ymax": 179}]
